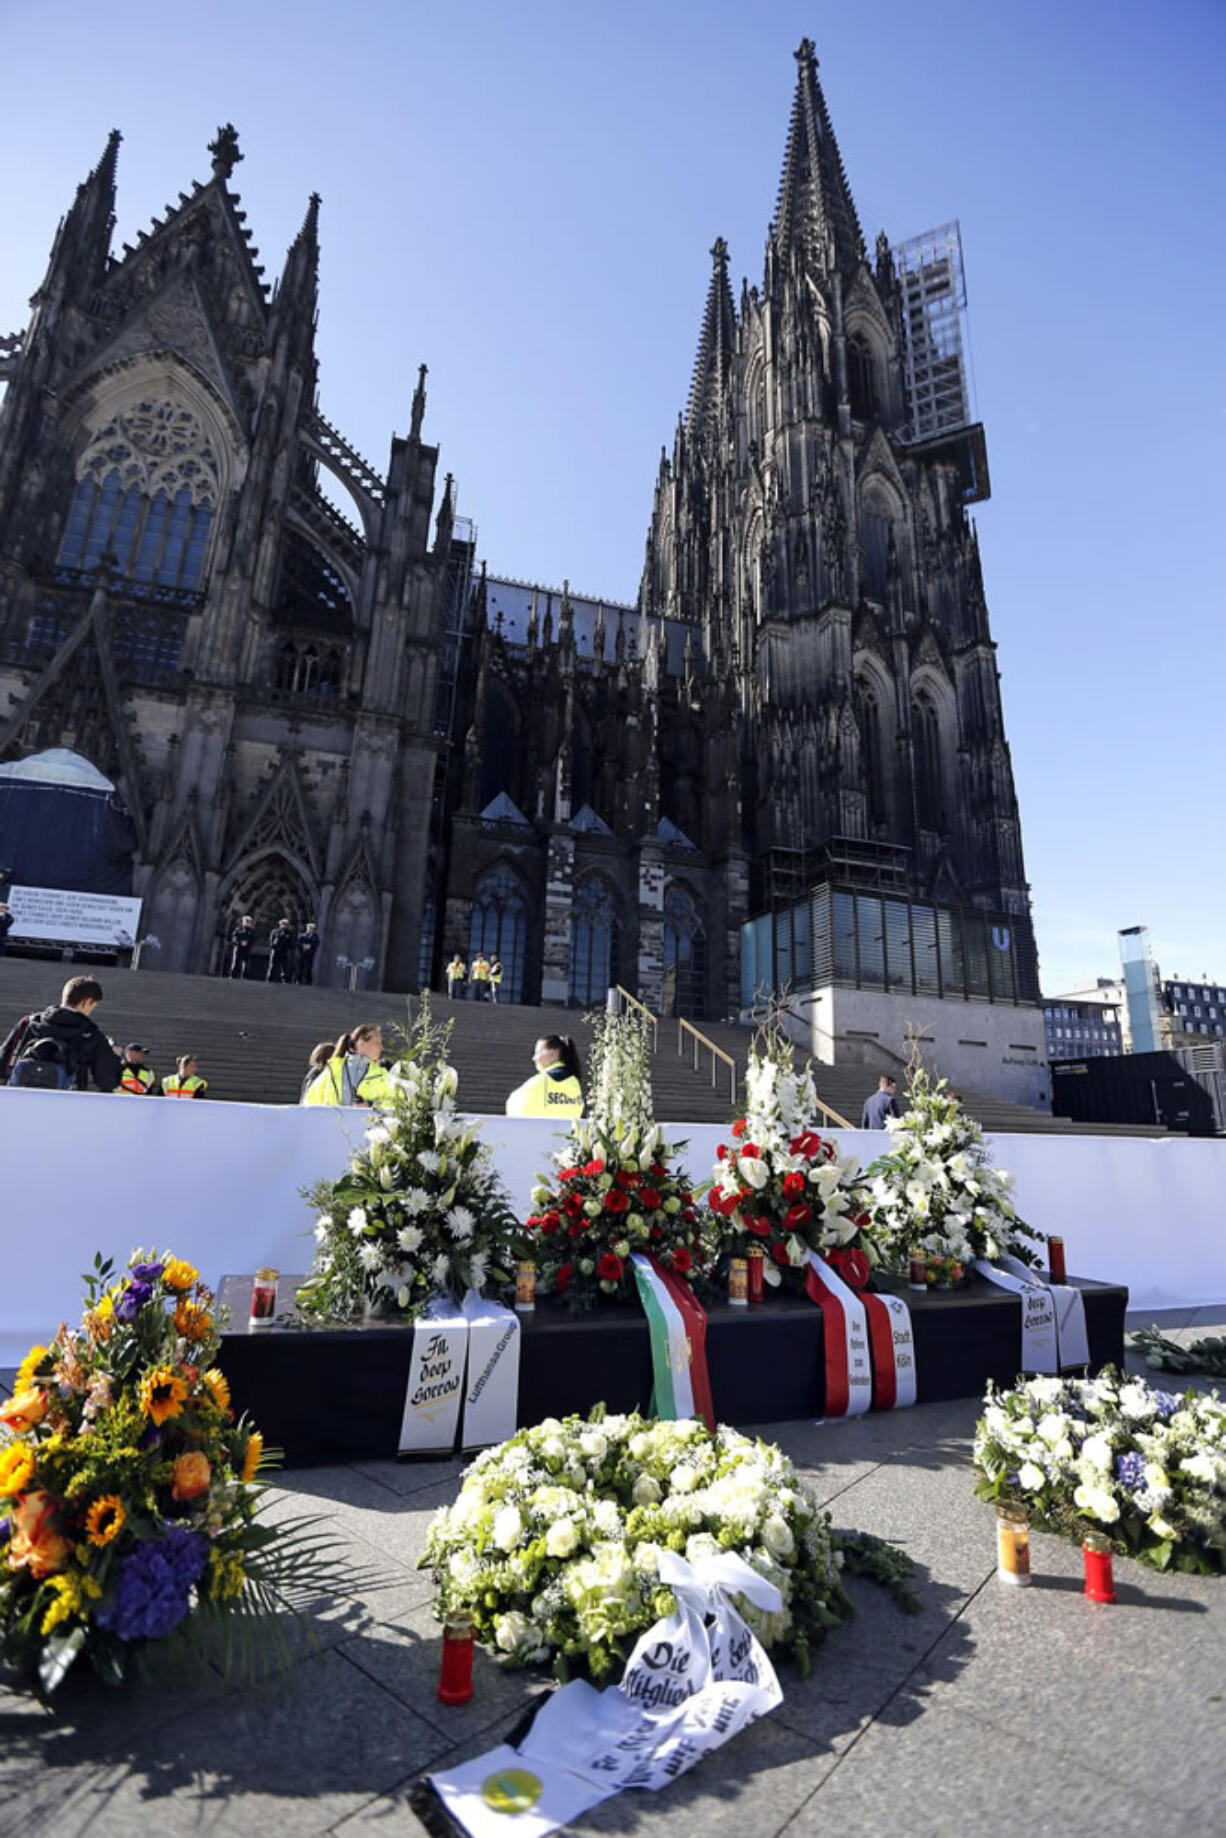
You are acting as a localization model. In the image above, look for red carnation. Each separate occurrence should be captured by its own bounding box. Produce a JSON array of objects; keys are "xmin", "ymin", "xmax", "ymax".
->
[
  {"xmin": 568, "ymin": 1219, "xmax": 586, "ymax": 1238},
  {"xmin": 525, "ymin": 1213, "xmax": 543, "ymax": 1229},
  {"xmin": 639, "ymin": 1187, "xmax": 662, "ymax": 1211},
  {"xmin": 557, "ymin": 1167, "xmax": 579, "ymax": 1184},
  {"xmin": 582, "ymin": 1159, "xmax": 606, "ymax": 1177},
  {"xmin": 615, "ymin": 1169, "xmax": 641, "ymax": 1190},
  {"xmin": 556, "ymin": 1262, "xmax": 573, "ymax": 1293},
  {"xmin": 771, "ymin": 1241, "xmax": 792, "ymax": 1266},
  {"xmin": 597, "ymin": 1252, "xmax": 624, "ymax": 1281},
  {"xmin": 731, "ymin": 1119, "xmax": 748, "ymax": 1139},
  {"xmin": 716, "ymin": 1144, "xmax": 728, "ymax": 1161},
  {"xmin": 746, "ymin": 1214, "xmax": 772, "ymax": 1237},
  {"xmin": 783, "ymin": 1202, "xmax": 812, "ymax": 1230},
  {"xmin": 562, "ymin": 1193, "xmax": 585, "ymax": 1219},
  {"xmin": 604, "ymin": 1189, "xmax": 630, "ymax": 1214},
  {"xmin": 827, "ymin": 1247, "xmax": 871, "ymax": 1290},
  {"xmin": 540, "ymin": 1211, "xmax": 562, "ymax": 1237},
  {"xmin": 781, "ymin": 1171, "xmax": 806, "ymax": 1199},
  {"xmin": 671, "ymin": 1246, "xmax": 693, "ymax": 1274}
]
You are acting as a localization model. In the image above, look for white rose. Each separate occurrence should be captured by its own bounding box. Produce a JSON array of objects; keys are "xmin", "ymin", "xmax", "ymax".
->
[
  {"xmin": 1081, "ymin": 1434, "xmax": 1114, "ymax": 1472},
  {"xmin": 1073, "ymin": 1483, "xmax": 1120, "ymax": 1524},
  {"xmin": 493, "ymin": 1506, "xmax": 524, "ymax": 1551},
  {"xmin": 494, "ymin": 1610, "xmax": 537, "ymax": 1654},
  {"xmin": 632, "ymin": 1474, "xmax": 662, "ymax": 1506},
  {"xmin": 546, "ymin": 1517, "xmax": 580, "ymax": 1558},
  {"xmin": 1018, "ymin": 1462, "xmax": 1046, "ymax": 1491},
  {"xmin": 671, "ymin": 1464, "xmax": 700, "ymax": 1494},
  {"xmin": 580, "ymin": 1430, "xmax": 609, "ymax": 1464},
  {"xmin": 1179, "ymin": 1453, "xmax": 1218, "ymax": 1485},
  {"xmin": 761, "ymin": 1514, "xmax": 795, "ymax": 1559}
]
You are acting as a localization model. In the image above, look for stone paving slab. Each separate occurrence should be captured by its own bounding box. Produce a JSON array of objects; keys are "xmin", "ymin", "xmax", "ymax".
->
[{"xmin": 3, "ymin": 1393, "xmax": 1226, "ymax": 1837}]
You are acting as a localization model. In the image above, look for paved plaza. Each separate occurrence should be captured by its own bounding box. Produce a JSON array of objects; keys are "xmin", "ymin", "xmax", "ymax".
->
[{"xmin": 2, "ymin": 1320, "xmax": 1224, "ymax": 1838}]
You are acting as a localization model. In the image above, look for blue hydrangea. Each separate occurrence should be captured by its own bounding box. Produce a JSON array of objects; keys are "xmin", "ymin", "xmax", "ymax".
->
[
  {"xmin": 95, "ymin": 1526, "xmax": 208, "ymax": 1642},
  {"xmin": 1152, "ymin": 1391, "xmax": 1183, "ymax": 1421},
  {"xmin": 1116, "ymin": 1452, "xmax": 1147, "ymax": 1491}
]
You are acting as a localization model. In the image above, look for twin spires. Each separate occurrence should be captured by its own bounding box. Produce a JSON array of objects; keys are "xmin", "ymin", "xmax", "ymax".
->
[{"xmin": 686, "ymin": 237, "xmax": 737, "ymax": 436}]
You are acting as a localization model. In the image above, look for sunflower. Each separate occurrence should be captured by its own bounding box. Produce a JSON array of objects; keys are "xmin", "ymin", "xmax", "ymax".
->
[
  {"xmin": 201, "ymin": 1369, "xmax": 231, "ymax": 1414},
  {"xmin": 84, "ymin": 1495, "xmax": 126, "ymax": 1547},
  {"xmin": 16, "ymin": 1343, "xmax": 48, "ymax": 1392},
  {"xmin": 85, "ymin": 1294, "xmax": 115, "ymax": 1341},
  {"xmin": 239, "ymin": 1432, "xmax": 265, "ymax": 1484},
  {"xmin": 139, "ymin": 1367, "xmax": 188, "ymax": 1425},
  {"xmin": 174, "ymin": 1300, "xmax": 212, "ymax": 1343},
  {"xmin": 0, "ymin": 1440, "xmax": 36, "ymax": 1498},
  {"xmin": 162, "ymin": 1257, "xmax": 199, "ymax": 1293}
]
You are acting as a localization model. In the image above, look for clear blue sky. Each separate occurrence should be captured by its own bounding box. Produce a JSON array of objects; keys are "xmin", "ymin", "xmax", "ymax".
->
[{"xmin": 1, "ymin": 0, "xmax": 1223, "ymax": 996}]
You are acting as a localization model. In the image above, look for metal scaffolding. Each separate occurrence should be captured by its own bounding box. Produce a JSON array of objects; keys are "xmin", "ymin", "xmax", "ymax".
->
[{"xmin": 893, "ymin": 221, "xmax": 972, "ymax": 444}]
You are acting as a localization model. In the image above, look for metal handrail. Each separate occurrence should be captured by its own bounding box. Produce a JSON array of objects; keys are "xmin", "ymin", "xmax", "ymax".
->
[
  {"xmin": 677, "ymin": 1017, "xmax": 737, "ymax": 1106},
  {"xmin": 612, "ymin": 985, "xmax": 659, "ymax": 1050},
  {"xmin": 814, "ymin": 1094, "xmax": 854, "ymax": 1132}
]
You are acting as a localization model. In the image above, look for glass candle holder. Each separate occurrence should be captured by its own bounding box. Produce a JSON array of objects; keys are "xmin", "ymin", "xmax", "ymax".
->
[
  {"xmin": 908, "ymin": 1256, "xmax": 929, "ymax": 1292},
  {"xmin": 249, "ymin": 1267, "xmax": 278, "ymax": 1326},
  {"xmin": 1083, "ymin": 1531, "xmax": 1116, "ymax": 1603},
  {"xmin": 995, "ymin": 1504, "xmax": 1031, "ymax": 1586},
  {"xmin": 728, "ymin": 1257, "xmax": 748, "ymax": 1306},
  {"xmin": 438, "ymin": 1610, "xmax": 475, "ymax": 1704},
  {"xmin": 1047, "ymin": 1235, "xmax": 1067, "ymax": 1284},
  {"xmin": 514, "ymin": 1260, "xmax": 537, "ymax": 1313},
  {"xmin": 746, "ymin": 1246, "xmax": 765, "ymax": 1305}
]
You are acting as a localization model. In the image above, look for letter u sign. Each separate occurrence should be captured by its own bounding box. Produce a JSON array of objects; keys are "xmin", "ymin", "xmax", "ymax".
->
[{"xmin": 992, "ymin": 926, "xmax": 1011, "ymax": 951}]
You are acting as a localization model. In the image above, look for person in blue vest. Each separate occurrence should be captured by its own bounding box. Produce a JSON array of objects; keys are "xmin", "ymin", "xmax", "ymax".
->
[
  {"xmin": 860, "ymin": 1074, "xmax": 902, "ymax": 1128},
  {"xmin": 504, "ymin": 1035, "xmax": 584, "ymax": 1118}
]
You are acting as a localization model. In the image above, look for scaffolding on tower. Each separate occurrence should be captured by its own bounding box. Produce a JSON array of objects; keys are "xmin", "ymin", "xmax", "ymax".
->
[{"xmin": 892, "ymin": 221, "xmax": 989, "ymax": 503}]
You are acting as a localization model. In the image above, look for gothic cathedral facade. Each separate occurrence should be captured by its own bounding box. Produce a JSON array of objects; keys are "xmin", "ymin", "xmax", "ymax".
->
[{"xmin": 0, "ymin": 43, "xmax": 1035, "ymax": 1018}]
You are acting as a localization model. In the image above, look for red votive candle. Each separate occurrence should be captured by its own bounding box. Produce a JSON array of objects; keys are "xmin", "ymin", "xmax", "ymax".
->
[
  {"xmin": 1083, "ymin": 1533, "xmax": 1116, "ymax": 1603},
  {"xmin": 746, "ymin": 1246, "xmax": 765, "ymax": 1305},
  {"xmin": 249, "ymin": 1268, "xmax": 278, "ymax": 1325},
  {"xmin": 1047, "ymin": 1235, "xmax": 1067, "ymax": 1284},
  {"xmin": 438, "ymin": 1612, "xmax": 475, "ymax": 1704}
]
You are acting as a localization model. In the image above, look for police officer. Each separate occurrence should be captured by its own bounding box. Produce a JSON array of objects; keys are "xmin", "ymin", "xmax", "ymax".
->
[
  {"xmin": 488, "ymin": 956, "xmax": 503, "ymax": 1003},
  {"xmin": 297, "ymin": 921, "xmax": 321, "ymax": 985},
  {"xmin": 118, "ymin": 1042, "xmax": 158, "ymax": 1095},
  {"xmin": 470, "ymin": 952, "xmax": 490, "ymax": 1001},
  {"xmin": 445, "ymin": 954, "xmax": 466, "ymax": 1000},
  {"xmin": 229, "ymin": 914, "xmax": 255, "ymax": 979},
  {"xmin": 267, "ymin": 916, "xmax": 295, "ymax": 984},
  {"xmin": 504, "ymin": 1035, "xmax": 584, "ymax": 1118},
  {"xmin": 163, "ymin": 1054, "xmax": 208, "ymax": 1098}
]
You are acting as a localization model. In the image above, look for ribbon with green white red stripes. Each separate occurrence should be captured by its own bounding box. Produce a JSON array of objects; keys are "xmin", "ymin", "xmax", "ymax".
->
[{"xmin": 631, "ymin": 1254, "xmax": 715, "ymax": 1431}]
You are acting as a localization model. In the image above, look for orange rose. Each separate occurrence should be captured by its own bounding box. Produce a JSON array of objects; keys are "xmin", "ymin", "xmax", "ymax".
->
[
  {"xmin": 170, "ymin": 1452, "xmax": 212, "ymax": 1502},
  {"xmin": 0, "ymin": 1388, "xmax": 47, "ymax": 1433},
  {"xmin": 174, "ymin": 1300, "xmax": 212, "ymax": 1343},
  {"xmin": 9, "ymin": 1491, "xmax": 72, "ymax": 1578}
]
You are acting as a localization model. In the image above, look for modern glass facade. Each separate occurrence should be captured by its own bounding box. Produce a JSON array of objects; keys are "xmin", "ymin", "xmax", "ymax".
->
[{"xmin": 741, "ymin": 885, "xmax": 1038, "ymax": 1011}]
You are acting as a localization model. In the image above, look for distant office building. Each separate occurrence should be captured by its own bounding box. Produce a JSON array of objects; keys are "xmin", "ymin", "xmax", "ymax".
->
[
  {"xmin": 1042, "ymin": 990, "xmax": 1123, "ymax": 1061},
  {"xmin": 1162, "ymin": 977, "xmax": 1226, "ymax": 1043}
]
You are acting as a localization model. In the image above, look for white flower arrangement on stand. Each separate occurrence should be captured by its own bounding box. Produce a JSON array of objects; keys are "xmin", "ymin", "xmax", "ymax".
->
[{"xmin": 297, "ymin": 1003, "xmax": 518, "ymax": 1321}]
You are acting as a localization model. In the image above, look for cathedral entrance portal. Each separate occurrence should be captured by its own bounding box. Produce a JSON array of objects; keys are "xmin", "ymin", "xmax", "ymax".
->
[{"xmin": 215, "ymin": 853, "xmax": 316, "ymax": 978}]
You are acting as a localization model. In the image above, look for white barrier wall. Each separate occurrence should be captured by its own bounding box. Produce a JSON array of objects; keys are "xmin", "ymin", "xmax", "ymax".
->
[{"xmin": 2, "ymin": 1089, "xmax": 1224, "ymax": 1364}]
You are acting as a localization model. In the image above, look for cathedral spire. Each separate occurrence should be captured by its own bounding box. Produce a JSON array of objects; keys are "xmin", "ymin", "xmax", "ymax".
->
[
  {"xmin": 273, "ymin": 192, "xmax": 320, "ymax": 362},
  {"xmin": 686, "ymin": 236, "xmax": 738, "ymax": 437},
  {"xmin": 40, "ymin": 129, "xmax": 121, "ymax": 300},
  {"xmin": 773, "ymin": 38, "xmax": 863, "ymax": 276}
]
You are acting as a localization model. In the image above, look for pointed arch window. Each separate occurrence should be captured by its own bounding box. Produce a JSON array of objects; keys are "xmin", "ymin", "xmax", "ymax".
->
[
  {"xmin": 570, "ymin": 875, "xmax": 620, "ymax": 1008},
  {"xmin": 273, "ymin": 639, "xmax": 345, "ymax": 701},
  {"xmin": 859, "ymin": 499, "xmax": 892, "ymax": 601},
  {"xmin": 468, "ymin": 864, "xmax": 528, "ymax": 1004},
  {"xmin": 856, "ymin": 679, "xmax": 886, "ymax": 827},
  {"xmin": 848, "ymin": 335, "xmax": 878, "ymax": 420},
  {"xmin": 662, "ymin": 882, "xmax": 707, "ymax": 1018},
  {"xmin": 914, "ymin": 693, "xmax": 945, "ymax": 827}
]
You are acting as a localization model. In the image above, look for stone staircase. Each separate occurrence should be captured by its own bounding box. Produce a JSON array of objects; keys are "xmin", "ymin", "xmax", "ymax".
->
[{"xmin": 0, "ymin": 959, "xmax": 1167, "ymax": 1135}]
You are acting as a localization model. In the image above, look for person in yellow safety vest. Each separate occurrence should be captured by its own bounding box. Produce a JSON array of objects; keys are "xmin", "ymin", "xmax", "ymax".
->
[
  {"xmin": 163, "ymin": 1054, "xmax": 208, "ymax": 1098},
  {"xmin": 470, "ymin": 953, "xmax": 490, "ymax": 1000},
  {"xmin": 302, "ymin": 1023, "xmax": 394, "ymax": 1108},
  {"xmin": 488, "ymin": 957, "xmax": 503, "ymax": 1003},
  {"xmin": 118, "ymin": 1043, "xmax": 158, "ymax": 1094},
  {"xmin": 504, "ymin": 1034, "xmax": 584, "ymax": 1118},
  {"xmin": 445, "ymin": 955, "xmax": 466, "ymax": 999}
]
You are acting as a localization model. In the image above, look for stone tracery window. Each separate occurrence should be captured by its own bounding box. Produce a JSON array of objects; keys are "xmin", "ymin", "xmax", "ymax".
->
[
  {"xmin": 662, "ymin": 882, "xmax": 707, "ymax": 1018},
  {"xmin": 913, "ymin": 692, "xmax": 945, "ymax": 827},
  {"xmin": 468, "ymin": 864, "xmax": 528, "ymax": 1004},
  {"xmin": 57, "ymin": 397, "xmax": 219, "ymax": 592},
  {"xmin": 569, "ymin": 875, "xmax": 619, "ymax": 1008},
  {"xmin": 273, "ymin": 639, "xmax": 344, "ymax": 701}
]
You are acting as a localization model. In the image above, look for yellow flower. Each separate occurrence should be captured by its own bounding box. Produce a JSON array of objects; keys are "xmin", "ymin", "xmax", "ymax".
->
[
  {"xmin": 0, "ymin": 1389, "xmax": 47, "ymax": 1433},
  {"xmin": 202, "ymin": 1369, "xmax": 231, "ymax": 1414},
  {"xmin": 84, "ymin": 1495, "xmax": 126, "ymax": 1547},
  {"xmin": 86, "ymin": 1295, "xmax": 115, "ymax": 1341},
  {"xmin": 174, "ymin": 1300, "xmax": 212, "ymax": 1343},
  {"xmin": 207, "ymin": 1546, "xmax": 246, "ymax": 1600},
  {"xmin": 39, "ymin": 1569, "xmax": 101, "ymax": 1634},
  {"xmin": 239, "ymin": 1432, "xmax": 265, "ymax": 1483},
  {"xmin": 0, "ymin": 1441, "xmax": 36, "ymax": 1498},
  {"xmin": 162, "ymin": 1258, "xmax": 199, "ymax": 1293},
  {"xmin": 16, "ymin": 1344, "xmax": 48, "ymax": 1392},
  {"xmin": 139, "ymin": 1367, "xmax": 188, "ymax": 1426}
]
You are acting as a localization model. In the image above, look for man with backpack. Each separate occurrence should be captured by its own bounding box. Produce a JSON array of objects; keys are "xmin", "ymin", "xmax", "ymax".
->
[{"xmin": 1, "ymin": 976, "xmax": 123, "ymax": 1092}]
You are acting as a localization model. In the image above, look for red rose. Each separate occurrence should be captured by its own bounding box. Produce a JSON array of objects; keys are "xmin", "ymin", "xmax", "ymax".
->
[
  {"xmin": 827, "ymin": 1247, "xmax": 871, "ymax": 1290},
  {"xmin": 582, "ymin": 1159, "xmax": 606, "ymax": 1177},
  {"xmin": 783, "ymin": 1202, "xmax": 812, "ymax": 1230},
  {"xmin": 781, "ymin": 1171, "xmax": 806, "ymax": 1199},
  {"xmin": 615, "ymin": 1170, "xmax": 641, "ymax": 1190},
  {"xmin": 682, "ymin": 1208, "xmax": 696, "ymax": 1225},
  {"xmin": 562, "ymin": 1193, "xmax": 585, "ymax": 1219},
  {"xmin": 650, "ymin": 1163, "xmax": 666, "ymax": 1178},
  {"xmin": 731, "ymin": 1119, "xmax": 748, "ymax": 1139},
  {"xmin": 604, "ymin": 1189, "xmax": 630, "ymax": 1214},
  {"xmin": 746, "ymin": 1214, "xmax": 772, "ymax": 1237},
  {"xmin": 671, "ymin": 1246, "xmax": 693, "ymax": 1274},
  {"xmin": 525, "ymin": 1213, "xmax": 543, "ymax": 1229},
  {"xmin": 597, "ymin": 1252, "xmax": 624, "ymax": 1281},
  {"xmin": 568, "ymin": 1219, "xmax": 586, "ymax": 1237},
  {"xmin": 540, "ymin": 1211, "xmax": 561, "ymax": 1236},
  {"xmin": 639, "ymin": 1188, "xmax": 662, "ymax": 1211},
  {"xmin": 556, "ymin": 1262, "xmax": 573, "ymax": 1293},
  {"xmin": 716, "ymin": 1144, "xmax": 728, "ymax": 1161},
  {"xmin": 650, "ymin": 1225, "xmax": 663, "ymax": 1239},
  {"xmin": 771, "ymin": 1241, "xmax": 792, "ymax": 1266}
]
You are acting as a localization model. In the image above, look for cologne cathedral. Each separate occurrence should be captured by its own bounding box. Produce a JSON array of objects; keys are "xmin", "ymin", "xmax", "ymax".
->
[{"xmin": 0, "ymin": 41, "xmax": 1035, "ymax": 1020}]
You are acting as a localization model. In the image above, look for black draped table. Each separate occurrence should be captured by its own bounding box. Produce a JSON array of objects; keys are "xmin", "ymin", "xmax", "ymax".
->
[{"xmin": 215, "ymin": 1272, "xmax": 1128, "ymax": 1468}]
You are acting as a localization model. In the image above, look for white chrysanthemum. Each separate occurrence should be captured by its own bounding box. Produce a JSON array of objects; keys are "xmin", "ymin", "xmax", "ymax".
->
[
  {"xmin": 417, "ymin": 1149, "xmax": 441, "ymax": 1174},
  {"xmin": 313, "ymin": 1221, "xmax": 329, "ymax": 1243},
  {"xmin": 358, "ymin": 1243, "xmax": 384, "ymax": 1273},
  {"xmin": 347, "ymin": 1207, "xmax": 368, "ymax": 1236},
  {"xmin": 431, "ymin": 1253, "xmax": 450, "ymax": 1286},
  {"xmin": 445, "ymin": 1205, "xmax": 476, "ymax": 1241},
  {"xmin": 397, "ymin": 1224, "xmax": 424, "ymax": 1253},
  {"xmin": 403, "ymin": 1187, "xmax": 431, "ymax": 1215}
]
